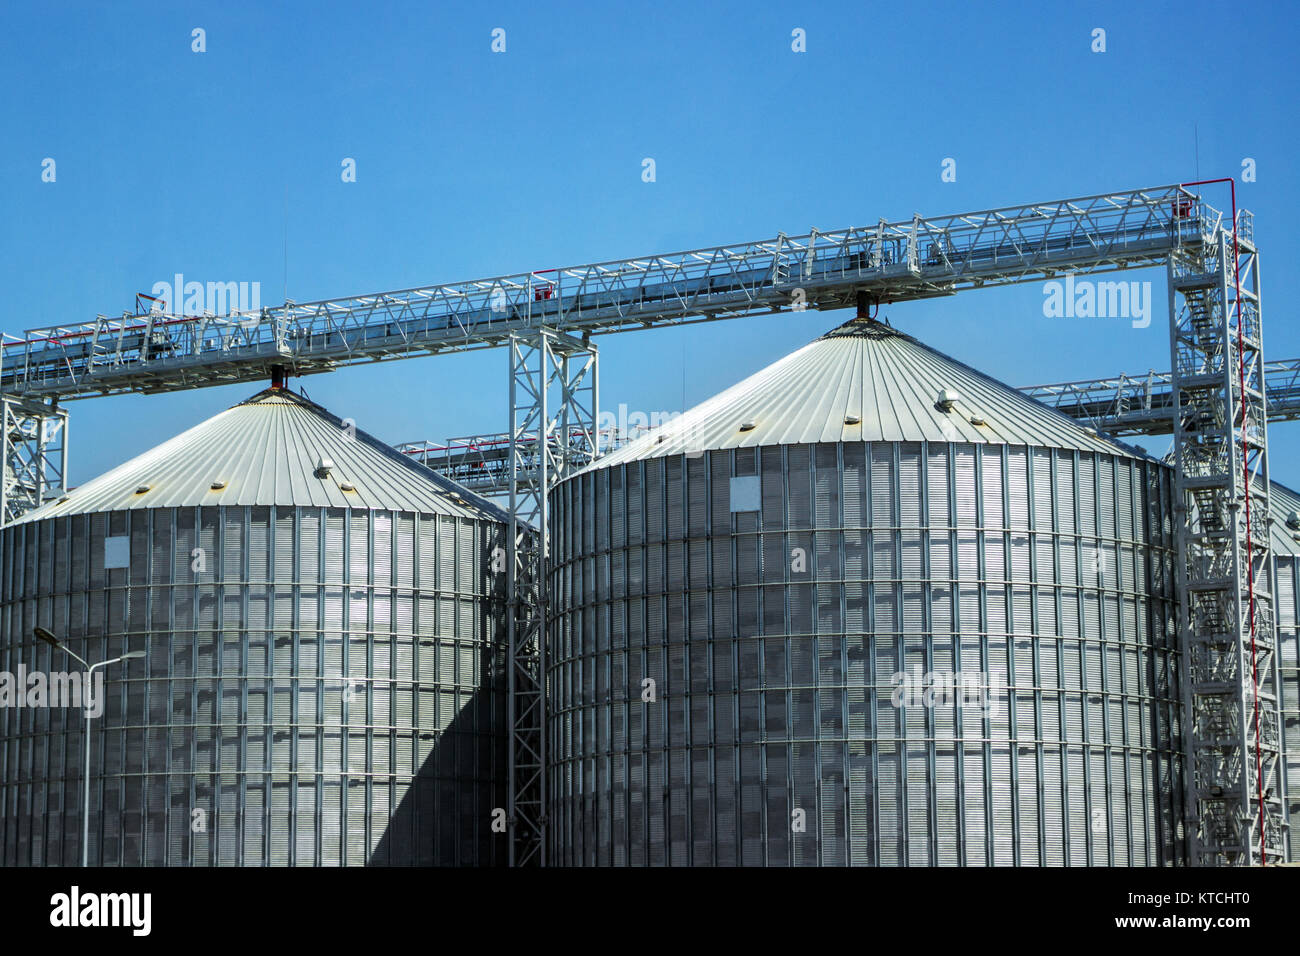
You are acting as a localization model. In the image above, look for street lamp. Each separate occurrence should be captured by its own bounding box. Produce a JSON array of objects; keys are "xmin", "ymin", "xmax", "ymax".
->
[{"xmin": 34, "ymin": 627, "xmax": 145, "ymax": 867}]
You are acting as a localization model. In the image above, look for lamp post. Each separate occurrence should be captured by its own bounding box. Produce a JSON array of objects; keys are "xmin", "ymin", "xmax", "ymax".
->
[{"xmin": 34, "ymin": 626, "xmax": 144, "ymax": 867}]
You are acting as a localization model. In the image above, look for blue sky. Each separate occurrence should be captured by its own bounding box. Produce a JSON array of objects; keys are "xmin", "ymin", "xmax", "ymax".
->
[{"xmin": 2, "ymin": 0, "xmax": 1298, "ymax": 483}]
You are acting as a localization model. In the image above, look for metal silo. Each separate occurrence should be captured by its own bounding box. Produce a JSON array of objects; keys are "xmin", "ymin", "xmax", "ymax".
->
[
  {"xmin": 1269, "ymin": 479, "xmax": 1300, "ymax": 863},
  {"xmin": 547, "ymin": 317, "xmax": 1184, "ymax": 866},
  {"xmin": 0, "ymin": 387, "xmax": 509, "ymax": 866}
]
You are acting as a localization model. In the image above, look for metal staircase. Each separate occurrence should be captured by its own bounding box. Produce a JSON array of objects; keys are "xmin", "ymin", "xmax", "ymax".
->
[{"xmin": 1168, "ymin": 210, "xmax": 1284, "ymax": 865}]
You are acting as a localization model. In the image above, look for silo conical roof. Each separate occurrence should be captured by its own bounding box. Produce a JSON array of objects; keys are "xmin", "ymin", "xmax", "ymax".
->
[
  {"xmin": 17, "ymin": 387, "xmax": 507, "ymax": 523},
  {"xmin": 591, "ymin": 317, "xmax": 1147, "ymax": 469}
]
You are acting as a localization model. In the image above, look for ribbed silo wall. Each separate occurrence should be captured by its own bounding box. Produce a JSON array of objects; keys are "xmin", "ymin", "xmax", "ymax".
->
[
  {"xmin": 1273, "ymin": 553, "xmax": 1300, "ymax": 862},
  {"xmin": 0, "ymin": 505, "xmax": 507, "ymax": 866},
  {"xmin": 547, "ymin": 441, "xmax": 1184, "ymax": 865}
]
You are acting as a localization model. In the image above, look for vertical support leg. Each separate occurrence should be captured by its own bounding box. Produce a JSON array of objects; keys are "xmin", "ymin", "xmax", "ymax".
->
[
  {"xmin": 1, "ymin": 395, "xmax": 69, "ymax": 527},
  {"xmin": 506, "ymin": 329, "xmax": 597, "ymax": 867}
]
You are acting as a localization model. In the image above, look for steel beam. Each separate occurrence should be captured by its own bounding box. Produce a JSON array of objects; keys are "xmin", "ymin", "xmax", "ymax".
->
[
  {"xmin": 506, "ymin": 329, "xmax": 597, "ymax": 866},
  {"xmin": 2, "ymin": 184, "xmax": 1214, "ymax": 400}
]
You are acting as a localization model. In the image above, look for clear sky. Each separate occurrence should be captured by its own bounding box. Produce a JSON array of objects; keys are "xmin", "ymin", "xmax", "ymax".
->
[{"xmin": 2, "ymin": 0, "xmax": 1298, "ymax": 484}]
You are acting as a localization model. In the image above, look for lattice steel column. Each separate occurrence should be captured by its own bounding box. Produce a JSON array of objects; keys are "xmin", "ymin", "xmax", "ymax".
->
[
  {"xmin": 506, "ymin": 329, "xmax": 597, "ymax": 866},
  {"xmin": 1, "ymin": 395, "xmax": 68, "ymax": 527},
  {"xmin": 1169, "ymin": 220, "xmax": 1285, "ymax": 865}
]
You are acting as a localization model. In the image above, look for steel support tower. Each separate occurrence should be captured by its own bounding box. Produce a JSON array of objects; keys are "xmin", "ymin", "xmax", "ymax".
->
[
  {"xmin": 1168, "ymin": 217, "xmax": 1285, "ymax": 865},
  {"xmin": 0, "ymin": 395, "xmax": 68, "ymax": 527},
  {"xmin": 506, "ymin": 329, "xmax": 598, "ymax": 865}
]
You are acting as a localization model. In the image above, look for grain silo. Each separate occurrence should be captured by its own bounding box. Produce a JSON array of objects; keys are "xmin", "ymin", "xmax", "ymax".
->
[
  {"xmin": 0, "ymin": 386, "xmax": 509, "ymax": 866},
  {"xmin": 547, "ymin": 317, "xmax": 1185, "ymax": 866},
  {"xmin": 1268, "ymin": 479, "xmax": 1300, "ymax": 863}
]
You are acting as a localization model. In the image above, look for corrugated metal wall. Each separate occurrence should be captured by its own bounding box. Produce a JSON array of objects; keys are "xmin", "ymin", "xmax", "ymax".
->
[
  {"xmin": 0, "ymin": 505, "xmax": 508, "ymax": 866},
  {"xmin": 1273, "ymin": 554, "xmax": 1300, "ymax": 861},
  {"xmin": 547, "ymin": 441, "xmax": 1185, "ymax": 865}
]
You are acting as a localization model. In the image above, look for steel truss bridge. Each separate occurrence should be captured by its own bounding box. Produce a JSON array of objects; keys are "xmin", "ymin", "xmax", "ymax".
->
[
  {"xmin": 1, "ymin": 182, "xmax": 1287, "ymax": 867},
  {"xmin": 1022, "ymin": 359, "xmax": 1300, "ymax": 437}
]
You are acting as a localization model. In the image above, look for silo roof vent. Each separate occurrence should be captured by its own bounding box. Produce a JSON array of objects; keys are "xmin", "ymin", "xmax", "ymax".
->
[
  {"xmin": 739, "ymin": 421, "xmax": 756, "ymax": 432},
  {"xmin": 1287, "ymin": 509, "xmax": 1300, "ymax": 530},
  {"xmin": 135, "ymin": 484, "xmax": 151, "ymax": 495},
  {"xmin": 844, "ymin": 414, "xmax": 861, "ymax": 425},
  {"xmin": 210, "ymin": 480, "xmax": 227, "ymax": 490},
  {"xmin": 936, "ymin": 388, "xmax": 960, "ymax": 411},
  {"xmin": 315, "ymin": 456, "xmax": 334, "ymax": 478}
]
